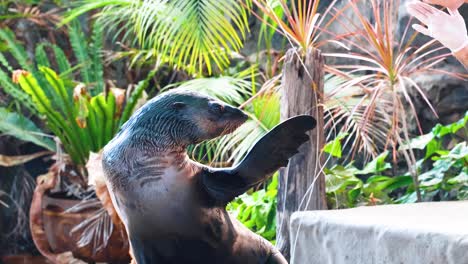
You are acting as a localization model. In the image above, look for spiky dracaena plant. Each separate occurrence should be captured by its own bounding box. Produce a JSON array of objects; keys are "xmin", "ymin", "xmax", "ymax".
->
[
  {"xmin": 322, "ymin": 0, "xmax": 466, "ymax": 200},
  {"xmin": 252, "ymin": 0, "xmax": 340, "ymax": 52},
  {"xmin": 61, "ymin": 0, "xmax": 252, "ymax": 75}
]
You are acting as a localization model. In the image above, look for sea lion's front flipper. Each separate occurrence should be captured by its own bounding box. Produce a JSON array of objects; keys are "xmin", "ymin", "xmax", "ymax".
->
[{"xmin": 201, "ymin": 115, "xmax": 316, "ymax": 204}]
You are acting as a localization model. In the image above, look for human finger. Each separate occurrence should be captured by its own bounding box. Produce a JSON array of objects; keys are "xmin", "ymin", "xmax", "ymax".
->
[
  {"xmin": 447, "ymin": 8, "xmax": 461, "ymax": 17},
  {"xmin": 423, "ymin": 0, "xmax": 464, "ymax": 10},
  {"xmin": 417, "ymin": 1, "xmax": 448, "ymax": 16},
  {"xmin": 412, "ymin": 24, "xmax": 431, "ymax": 36},
  {"xmin": 407, "ymin": 3, "xmax": 430, "ymax": 25},
  {"xmin": 422, "ymin": 0, "xmax": 442, "ymax": 5}
]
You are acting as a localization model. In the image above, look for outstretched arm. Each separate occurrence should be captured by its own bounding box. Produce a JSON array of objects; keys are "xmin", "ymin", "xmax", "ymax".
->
[
  {"xmin": 201, "ymin": 115, "xmax": 316, "ymax": 204},
  {"xmin": 407, "ymin": 1, "xmax": 468, "ymax": 68},
  {"xmin": 453, "ymin": 46, "xmax": 468, "ymax": 69}
]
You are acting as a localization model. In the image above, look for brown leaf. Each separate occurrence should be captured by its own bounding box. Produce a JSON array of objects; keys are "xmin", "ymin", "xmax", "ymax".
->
[
  {"xmin": 111, "ymin": 87, "xmax": 126, "ymax": 116},
  {"xmin": 75, "ymin": 117, "xmax": 87, "ymax": 129},
  {"xmin": 86, "ymin": 152, "xmax": 123, "ymax": 226},
  {"xmin": 0, "ymin": 151, "xmax": 52, "ymax": 167},
  {"xmin": 12, "ymin": 69, "xmax": 30, "ymax": 84},
  {"xmin": 30, "ymin": 169, "xmax": 60, "ymax": 263},
  {"xmin": 73, "ymin": 84, "xmax": 89, "ymax": 101}
]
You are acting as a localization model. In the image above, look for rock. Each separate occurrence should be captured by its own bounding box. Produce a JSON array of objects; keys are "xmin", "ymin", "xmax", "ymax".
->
[
  {"xmin": 409, "ymin": 65, "xmax": 468, "ymax": 132},
  {"xmin": 290, "ymin": 201, "xmax": 468, "ymax": 264}
]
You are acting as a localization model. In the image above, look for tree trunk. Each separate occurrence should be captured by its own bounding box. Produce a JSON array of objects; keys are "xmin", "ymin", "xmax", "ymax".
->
[{"xmin": 276, "ymin": 48, "xmax": 327, "ymax": 262}]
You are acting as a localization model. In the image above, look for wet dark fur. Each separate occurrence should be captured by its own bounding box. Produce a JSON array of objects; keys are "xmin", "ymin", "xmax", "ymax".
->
[{"xmin": 102, "ymin": 89, "xmax": 316, "ymax": 264}]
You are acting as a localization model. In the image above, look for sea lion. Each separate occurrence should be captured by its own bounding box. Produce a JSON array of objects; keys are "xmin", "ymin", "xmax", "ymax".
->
[{"xmin": 102, "ymin": 89, "xmax": 316, "ymax": 264}]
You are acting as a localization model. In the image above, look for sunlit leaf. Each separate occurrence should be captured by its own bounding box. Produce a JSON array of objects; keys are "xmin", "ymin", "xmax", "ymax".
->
[
  {"xmin": 323, "ymin": 132, "xmax": 348, "ymax": 158},
  {"xmin": 0, "ymin": 107, "xmax": 56, "ymax": 151}
]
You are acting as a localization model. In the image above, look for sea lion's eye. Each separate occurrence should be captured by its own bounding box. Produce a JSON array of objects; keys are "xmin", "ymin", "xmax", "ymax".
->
[
  {"xmin": 172, "ymin": 102, "xmax": 186, "ymax": 110},
  {"xmin": 209, "ymin": 102, "xmax": 225, "ymax": 114}
]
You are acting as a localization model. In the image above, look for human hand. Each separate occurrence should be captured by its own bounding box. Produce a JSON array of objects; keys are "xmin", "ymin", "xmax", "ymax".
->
[
  {"xmin": 422, "ymin": 0, "xmax": 464, "ymax": 10},
  {"xmin": 407, "ymin": 1, "xmax": 468, "ymax": 52}
]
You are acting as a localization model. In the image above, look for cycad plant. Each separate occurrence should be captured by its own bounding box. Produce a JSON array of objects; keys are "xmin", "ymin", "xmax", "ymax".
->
[
  {"xmin": 0, "ymin": 22, "xmax": 152, "ymax": 180},
  {"xmin": 61, "ymin": 0, "xmax": 252, "ymax": 75}
]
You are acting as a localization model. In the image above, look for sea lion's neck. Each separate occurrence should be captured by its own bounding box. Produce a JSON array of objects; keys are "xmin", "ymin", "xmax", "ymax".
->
[
  {"xmin": 148, "ymin": 148, "xmax": 200, "ymax": 178},
  {"xmin": 130, "ymin": 114, "xmax": 198, "ymax": 151}
]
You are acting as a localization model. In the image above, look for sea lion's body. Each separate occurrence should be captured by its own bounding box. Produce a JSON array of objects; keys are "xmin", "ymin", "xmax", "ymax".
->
[{"xmin": 102, "ymin": 90, "xmax": 316, "ymax": 264}]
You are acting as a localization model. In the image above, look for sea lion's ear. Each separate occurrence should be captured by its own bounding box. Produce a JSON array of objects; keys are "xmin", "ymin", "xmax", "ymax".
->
[{"xmin": 172, "ymin": 102, "xmax": 186, "ymax": 110}]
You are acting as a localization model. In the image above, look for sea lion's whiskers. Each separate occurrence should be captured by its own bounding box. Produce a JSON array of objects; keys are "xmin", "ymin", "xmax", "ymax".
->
[
  {"xmin": 207, "ymin": 124, "xmax": 233, "ymax": 167},
  {"xmin": 138, "ymin": 175, "xmax": 163, "ymax": 188},
  {"xmin": 133, "ymin": 168, "xmax": 164, "ymax": 178}
]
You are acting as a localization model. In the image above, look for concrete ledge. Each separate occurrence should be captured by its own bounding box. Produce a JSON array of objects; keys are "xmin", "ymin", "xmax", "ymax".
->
[{"xmin": 290, "ymin": 201, "xmax": 468, "ymax": 264}]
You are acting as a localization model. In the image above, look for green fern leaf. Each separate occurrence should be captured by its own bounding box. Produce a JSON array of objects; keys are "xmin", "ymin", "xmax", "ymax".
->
[
  {"xmin": 0, "ymin": 70, "xmax": 36, "ymax": 113},
  {"xmin": 90, "ymin": 22, "xmax": 104, "ymax": 93},
  {"xmin": 69, "ymin": 20, "xmax": 92, "ymax": 84},
  {"xmin": 51, "ymin": 44, "xmax": 72, "ymax": 75},
  {"xmin": 0, "ymin": 29, "xmax": 32, "ymax": 71},
  {"xmin": 0, "ymin": 52, "xmax": 13, "ymax": 72},
  {"xmin": 35, "ymin": 44, "xmax": 51, "ymax": 68}
]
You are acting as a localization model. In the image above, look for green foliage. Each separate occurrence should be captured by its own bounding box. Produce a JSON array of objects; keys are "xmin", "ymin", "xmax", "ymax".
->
[
  {"xmin": 63, "ymin": 0, "xmax": 251, "ymax": 75},
  {"xmin": 398, "ymin": 112, "xmax": 468, "ymax": 202},
  {"xmin": 0, "ymin": 29, "xmax": 37, "ymax": 112},
  {"xmin": 0, "ymin": 21, "xmax": 105, "ymax": 109},
  {"xmin": 326, "ymin": 112, "xmax": 468, "ymax": 208},
  {"xmin": 0, "ymin": 107, "xmax": 56, "ymax": 151},
  {"xmin": 325, "ymin": 151, "xmax": 411, "ymax": 208},
  {"xmin": 323, "ymin": 132, "xmax": 348, "ymax": 158},
  {"xmin": 0, "ymin": 24, "xmax": 151, "ymax": 169},
  {"xmin": 227, "ymin": 173, "xmax": 278, "ymax": 243}
]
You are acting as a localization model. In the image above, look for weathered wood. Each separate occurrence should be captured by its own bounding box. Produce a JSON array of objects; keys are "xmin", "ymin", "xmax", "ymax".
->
[{"xmin": 276, "ymin": 48, "xmax": 327, "ymax": 261}]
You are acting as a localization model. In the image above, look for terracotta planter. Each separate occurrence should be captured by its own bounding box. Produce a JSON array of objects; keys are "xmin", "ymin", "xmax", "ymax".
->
[
  {"xmin": 1, "ymin": 254, "xmax": 50, "ymax": 264},
  {"xmin": 40, "ymin": 194, "xmax": 130, "ymax": 263}
]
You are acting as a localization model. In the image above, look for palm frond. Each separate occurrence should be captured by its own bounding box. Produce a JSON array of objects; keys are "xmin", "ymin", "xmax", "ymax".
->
[
  {"xmin": 210, "ymin": 91, "xmax": 280, "ymax": 166},
  {"xmin": 181, "ymin": 71, "xmax": 280, "ymax": 166},
  {"xmin": 132, "ymin": 0, "xmax": 250, "ymax": 75},
  {"xmin": 165, "ymin": 66, "xmax": 258, "ymax": 106},
  {"xmin": 60, "ymin": 0, "xmax": 133, "ymax": 26},
  {"xmin": 63, "ymin": 0, "xmax": 250, "ymax": 75}
]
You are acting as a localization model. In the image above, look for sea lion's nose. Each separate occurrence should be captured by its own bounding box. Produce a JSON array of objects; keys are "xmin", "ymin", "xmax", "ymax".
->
[{"xmin": 225, "ymin": 105, "xmax": 248, "ymax": 121}]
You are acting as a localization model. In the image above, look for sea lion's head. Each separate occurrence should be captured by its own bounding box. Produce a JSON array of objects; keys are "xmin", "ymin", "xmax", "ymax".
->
[{"xmin": 125, "ymin": 89, "xmax": 248, "ymax": 147}]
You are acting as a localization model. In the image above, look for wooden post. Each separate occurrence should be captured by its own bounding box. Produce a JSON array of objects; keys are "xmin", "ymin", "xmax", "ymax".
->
[{"xmin": 276, "ymin": 48, "xmax": 327, "ymax": 261}]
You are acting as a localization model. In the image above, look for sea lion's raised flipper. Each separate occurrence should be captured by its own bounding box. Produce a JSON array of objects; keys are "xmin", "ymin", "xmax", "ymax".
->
[{"xmin": 201, "ymin": 115, "xmax": 316, "ymax": 204}]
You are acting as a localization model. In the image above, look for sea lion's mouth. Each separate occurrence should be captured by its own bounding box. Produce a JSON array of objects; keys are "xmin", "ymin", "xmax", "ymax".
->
[
  {"xmin": 219, "ymin": 106, "xmax": 248, "ymax": 130},
  {"xmin": 223, "ymin": 113, "xmax": 248, "ymax": 135}
]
